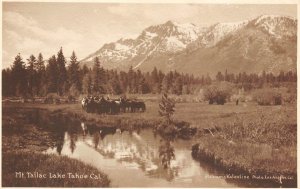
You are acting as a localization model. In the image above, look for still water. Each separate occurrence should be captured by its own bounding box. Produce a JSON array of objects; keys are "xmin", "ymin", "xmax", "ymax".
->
[{"xmin": 43, "ymin": 122, "xmax": 236, "ymax": 187}]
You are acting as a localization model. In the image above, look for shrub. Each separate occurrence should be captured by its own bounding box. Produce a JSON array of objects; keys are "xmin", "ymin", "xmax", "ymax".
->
[
  {"xmin": 253, "ymin": 88, "xmax": 282, "ymax": 106},
  {"xmin": 203, "ymin": 82, "xmax": 233, "ymax": 105},
  {"xmin": 44, "ymin": 93, "xmax": 60, "ymax": 104}
]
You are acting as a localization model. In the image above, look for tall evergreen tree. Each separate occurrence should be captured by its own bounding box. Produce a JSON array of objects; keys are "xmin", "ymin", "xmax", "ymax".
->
[
  {"xmin": 161, "ymin": 75, "xmax": 170, "ymax": 93},
  {"xmin": 46, "ymin": 55, "xmax": 58, "ymax": 93},
  {"xmin": 56, "ymin": 47, "xmax": 67, "ymax": 95},
  {"xmin": 82, "ymin": 72, "xmax": 93, "ymax": 95},
  {"xmin": 92, "ymin": 57, "xmax": 105, "ymax": 94},
  {"xmin": 173, "ymin": 76, "xmax": 183, "ymax": 95},
  {"xmin": 11, "ymin": 54, "xmax": 27, "ymax": 96},
  {"xmin": 67, "ymin": 51, "xmax": 81, "ymax": 95},
  {"xmin": 35, "ymin": 53, "xmax": 45, "ymax": 71},
  {"xmin": 26, "ymin": 55, "xmax": 37, "ymax": 96},
  {"xmin": 2, "ymin": 68, "xmax": 13, "ymax": 96},
  {"xmin": 36, "ymin": 53, "xmax": 47, "ymax": 96},
  {"xmin": 138, "ymin": 77, "xmax": 150, "ymax": 94},
  {"xmin": 159, "ymin": 93, "xmax": 175, "ymax": 124}
]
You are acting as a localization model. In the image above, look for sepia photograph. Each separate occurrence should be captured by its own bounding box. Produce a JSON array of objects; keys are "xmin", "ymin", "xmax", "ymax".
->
[{"xmin": 1, "ymin": 1, "xmax": 298, "ymax": 188}]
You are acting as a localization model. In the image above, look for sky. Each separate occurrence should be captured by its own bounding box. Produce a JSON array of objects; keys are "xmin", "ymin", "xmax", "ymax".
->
[{"xmin": 2, "ymin": 2, "xmax": 297, "ymax": 68}]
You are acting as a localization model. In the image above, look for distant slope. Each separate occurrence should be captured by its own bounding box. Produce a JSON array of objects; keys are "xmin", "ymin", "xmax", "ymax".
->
[{"xmin": 81, "ymin": 15, "xmax": 297, "ymax": 76}]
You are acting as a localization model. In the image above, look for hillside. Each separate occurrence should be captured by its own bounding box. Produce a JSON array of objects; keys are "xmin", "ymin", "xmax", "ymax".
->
[{"xmin": 80, "ymin": 15, "xmax": 297, "ymax": 75}]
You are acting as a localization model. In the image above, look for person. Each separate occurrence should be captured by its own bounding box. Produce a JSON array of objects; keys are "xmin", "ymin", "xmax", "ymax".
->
[{"xmin": 236, "ymin": 99, "xmax": 239, "ymax": 105}]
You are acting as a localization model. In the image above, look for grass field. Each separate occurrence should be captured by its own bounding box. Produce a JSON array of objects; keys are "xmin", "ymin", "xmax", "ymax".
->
[{"xmin": 3, "ymin": 98, "xmax": 296, "ymax": 130}]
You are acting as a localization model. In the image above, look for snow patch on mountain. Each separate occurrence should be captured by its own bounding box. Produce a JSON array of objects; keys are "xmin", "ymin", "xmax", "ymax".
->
[
  {"xmin": 253, "ymin": 15, "xmax": 297, "ymax": 38},
  {"xmin": 145, "ymin": 31, "xmax": 158, "ymax": 38},
  {"xmin": 173, "ymin": 22, "xmax": 200, "ymax": 41},
  {"xmin": 115, "ymin": 43, "xmax": 130, "ymax": 51},
  {"xmin": 165, "ymin": 36, "xmax": 186, "ymax": 52}
]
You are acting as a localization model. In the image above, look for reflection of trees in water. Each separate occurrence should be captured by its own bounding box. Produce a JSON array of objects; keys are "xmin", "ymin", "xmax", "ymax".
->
[
  {"xmin": 93, "ymin": 131, "xmax": 101, "ymax": 149},
  {"xmin": 146, "ymin": 138, "xmax": 179, "ymax": 181},
  {"xmin": 69, "ymin": 132, "xmax": 78, "ymax": 153},
  {"xmin": 159, "ymin": 139, "xmax": 175, "ymax": 169},
  {"xmin": 54, "ymin": 131, "xmax": 65, "ymax": 155},
  {"xmin": 146, "ymin": 161, "xmax": 179, "ymax": 182},
  {"xmin": 81, "ymin": 127, "xmax": 181, "ymax": 182}
]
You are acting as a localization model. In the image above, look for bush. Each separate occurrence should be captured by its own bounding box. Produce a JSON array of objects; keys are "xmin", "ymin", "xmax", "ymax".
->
[
  {"xmin": 254, "ymin": 88, "xmax": 282, "ymax": 106},
  {"xmin": 44, "ymin": 93, "xmax": 60, "ymax": 104},
  {"xmin": 203, "ymin": 82, "xmax": 233, "ymax": 105}
]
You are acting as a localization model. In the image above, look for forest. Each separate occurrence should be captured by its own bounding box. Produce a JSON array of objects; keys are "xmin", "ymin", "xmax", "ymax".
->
[{"xmin": 2, "ymin": 47, "xmax": 297, "ymax": 98}]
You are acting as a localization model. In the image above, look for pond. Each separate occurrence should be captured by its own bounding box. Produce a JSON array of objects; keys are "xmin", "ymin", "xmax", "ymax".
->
[{"xmin": 44, "ymin": 123, "xmax": 236, "ymax": 187}]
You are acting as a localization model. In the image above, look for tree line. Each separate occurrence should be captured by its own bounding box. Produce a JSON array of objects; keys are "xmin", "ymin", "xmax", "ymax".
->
[{"xmin": 2, "ymin": 48, "xmax": 297, "ymax": 97}]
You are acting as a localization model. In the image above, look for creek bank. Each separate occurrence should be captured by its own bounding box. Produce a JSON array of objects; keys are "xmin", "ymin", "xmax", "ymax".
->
[
  {"xmin": 191, "ymin": 140, "xmax": 297, "ymax": 188},
  {"xmin": 6, "ymin": 102, "xmax": 198, "ymax": 139},
  {"xmin": 2, "ymin": 105, "xmax": 111, "ymax": 187}
]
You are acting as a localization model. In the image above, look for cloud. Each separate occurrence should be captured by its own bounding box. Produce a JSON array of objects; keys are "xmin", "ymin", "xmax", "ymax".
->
[
  {"xmin": 3, "ymin": 11, "xmax": 37, "ymax": 27},
  {"xmin": 106, "ymin": 4, "xmax": 201, "ymax": 24},
  {"xmin": 3, "ymin": 11, "xmax": 84, "ymax": 66}
]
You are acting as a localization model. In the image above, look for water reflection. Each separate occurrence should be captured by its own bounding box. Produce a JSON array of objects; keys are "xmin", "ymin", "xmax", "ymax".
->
[
  {"xmin": 54, "ymin": 131, "xmax": 65, "ymax": 155},
  {"xmin": 159, "ymin": 139, "xmax": 175, "ymax": 169},
  {"xmin": 44, "ymin": 121, "xmax": 235, "ymax": 187}
]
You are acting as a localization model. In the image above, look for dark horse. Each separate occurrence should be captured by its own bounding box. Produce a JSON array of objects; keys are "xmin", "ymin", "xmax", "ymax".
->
[
  {"xmin": 120, "ymin": 97, "xmax": 132, "ymax": 112},
  {"xmin": 130, "ymin": 100, "xmax": 146, "ymax": 112},
  {"xmin": 94, "ymin": 97, "xmax": 120, "ymax": 114},
  {"xmin": 82, "ymin": 96, "xmax": 144, "ymax": 114}
]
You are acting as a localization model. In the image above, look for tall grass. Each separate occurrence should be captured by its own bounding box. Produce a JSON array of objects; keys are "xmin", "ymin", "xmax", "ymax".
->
[{"xmin": 2, "ymin": 151, "xmax": 110, "ymax": 187}]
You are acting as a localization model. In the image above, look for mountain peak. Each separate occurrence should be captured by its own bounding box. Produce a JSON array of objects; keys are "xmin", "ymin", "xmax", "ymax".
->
[
  {"xmin": 81, "ymin": 15, "xmax": 296, "ymax": 75},
  {"xmin": 165, "ymin": 20, "xmax": 176, "ymax": 26},
  {"xmin": 256, "ymin": 14, "xmax": 296, "ymax": 21}
]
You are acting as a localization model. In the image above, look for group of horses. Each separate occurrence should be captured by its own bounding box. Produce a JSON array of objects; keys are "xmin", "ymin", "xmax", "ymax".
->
[{"xmin": 81, "ymin": 96, "xmax": 146, "ymax": 114}]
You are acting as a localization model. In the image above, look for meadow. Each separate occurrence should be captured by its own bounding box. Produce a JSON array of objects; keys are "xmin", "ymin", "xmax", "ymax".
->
[{"xmin": 2, "ymin": 94, "xmax": 297, "ymax": 187}]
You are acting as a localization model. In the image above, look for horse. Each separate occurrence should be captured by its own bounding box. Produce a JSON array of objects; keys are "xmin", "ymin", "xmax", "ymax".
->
[
  {"xmin": 120, "ymin": 97, "xmax": 132, "ymax": 113},
  {"xmin": 86, "ymin": 97, "xmax": 97, "ymax": 113},
  {"xmin": 97, "ymin": 97, "xmax": 109, "ymax": 114},
  {"xmin": 107, "ymin": 99, "xmax": 120, "ymax": 114},
  {"xmin": 130, "ymin": 100, "xmax": 146, "ymax": 112},
  {"xmin": 82, "ymin": 97, "xmax": 88, "ymax": 110}
]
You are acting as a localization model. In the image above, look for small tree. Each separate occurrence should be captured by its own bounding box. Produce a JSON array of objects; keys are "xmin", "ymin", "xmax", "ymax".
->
[{"xmin": 159, "ymin": 93, "xmax": 175, "ymax": 124}]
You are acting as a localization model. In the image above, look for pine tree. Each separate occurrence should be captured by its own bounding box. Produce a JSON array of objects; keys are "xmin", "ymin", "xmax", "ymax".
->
[
  {"xmin": 26, "ymin": 55, "xmax": 37, "ymax": 96},
  {"xmin": 216, "ymin": 71, "xmax": 224, "ymax": 81},
  {"xmin": 109, "ymin": 75, "xmax": 122, "ymax": 95},
  {"xmin": 11, "ymin": 54, "xmax": 27, "ymax": 96},
  {"xmin": 46, "ymin": 55, "xmax": 58, "ymax": 93},
  {"xmin": 161, "ymin": 75, "xmax": 170, "ymax": 93},
  {"xmin": 81, "ymin": 64, "xmax": 89, "ymax": 75},
  {"xmin": 36, "ymin": 53, "xmax": 47, "ymax": 96},
  {"xmin": 56, "ymin": 47, "xmax": 67, "ymax": 95},
  {"xmin": 173, "ymin": 76, "xmax": 183, "ymax": 95},
  {"xmin": 82, "ymin": 72, "xmax": 93, "ymax": 95},
  {"xmin": 67, "ymin": 51, "xmax": 81, "ymax": 95},
  {"xmin": 35, "ymin": 53, "xmax": 45, "ymax": 71},
  {"xmin": 159, "ymin": 93, "xmax": 175, "ymax": 124},
  {"xmin": 92, "ymin": 57, "xmax": 105, "ymax": 94},
  {"xmin": 138, "ymin": 77, "xmax": 150, "ymax": 94},
  {"xmin": 3, "ymin": 68, "xmax": 13, "ymax": 96}
]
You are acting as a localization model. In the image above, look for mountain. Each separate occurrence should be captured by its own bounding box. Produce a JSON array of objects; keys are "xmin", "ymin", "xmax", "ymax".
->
[{"xmin": 81, "ymin": 15, "xmax": 297, "ymax": 75}]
